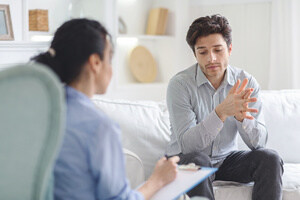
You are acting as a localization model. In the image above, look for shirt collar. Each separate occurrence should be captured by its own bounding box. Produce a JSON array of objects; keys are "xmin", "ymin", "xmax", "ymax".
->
[
  {"xmin": 225, "ymin": 65, "xmax": 235, "ymax": 86},
  {"xmin": 196, "ymin": 64, "xmax": 235, "ymax": 87},
  {"xmin": 65, "ymin": 85, "xmax": 93, "ymax": 106},
  {"xmin": 196, "ymin": 64, "xmax": 209, "ymax": 87}
]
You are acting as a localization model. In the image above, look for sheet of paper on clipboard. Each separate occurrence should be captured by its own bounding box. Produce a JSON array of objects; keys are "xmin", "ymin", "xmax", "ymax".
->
[{"xmin": 150, "ymin": 167, "xmax": 218, "ymax": 200}]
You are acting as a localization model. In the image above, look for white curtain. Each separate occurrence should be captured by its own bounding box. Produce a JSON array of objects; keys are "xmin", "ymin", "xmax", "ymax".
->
[{"xmin": 269, "ymin": 0, "xmax": 300, "ymax": 89}]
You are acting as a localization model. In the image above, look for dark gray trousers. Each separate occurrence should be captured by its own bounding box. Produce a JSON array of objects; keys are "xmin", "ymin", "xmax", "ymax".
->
[{"xmin": 176, "ymin": 149, "xmax": 284, "ymax": 200}]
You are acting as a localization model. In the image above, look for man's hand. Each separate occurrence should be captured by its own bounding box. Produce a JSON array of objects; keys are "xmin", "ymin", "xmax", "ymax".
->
[{"xmin": 215, "ymin": 78, "xmax": 258, "ymax": 122}]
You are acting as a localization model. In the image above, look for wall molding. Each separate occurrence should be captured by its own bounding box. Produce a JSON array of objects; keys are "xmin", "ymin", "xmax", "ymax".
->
[
  {"xmin": 0, "ymin": 42, "xmax": 49, "ymax": 52},
  {"xmin": 0, "ymin": 42, "xmax": 50, "ymax": 69}
]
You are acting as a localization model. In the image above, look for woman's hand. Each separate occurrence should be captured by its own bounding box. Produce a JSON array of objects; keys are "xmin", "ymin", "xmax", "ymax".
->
[
  {"xmin": 149, "ymin": 156, "xmax": 180, "ymax": 187},
  {"xmin": 138, "ymin": 156, "xmax": 180, "ymax": 200}
]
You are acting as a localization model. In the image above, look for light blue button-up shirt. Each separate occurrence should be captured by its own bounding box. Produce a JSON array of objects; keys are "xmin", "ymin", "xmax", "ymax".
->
[
  {"xmin": 54, "ymin": 86, "xmax": 143, "ymax": 200},
  {"xmin": 166, "ymin": 64, "xmax": 268, "ymax": 164}
]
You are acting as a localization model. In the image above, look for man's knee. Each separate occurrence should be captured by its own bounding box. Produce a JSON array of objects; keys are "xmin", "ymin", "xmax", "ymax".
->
[{"xmin": 253, "ymin": 149, "xmax": 283, "ymax": 173}]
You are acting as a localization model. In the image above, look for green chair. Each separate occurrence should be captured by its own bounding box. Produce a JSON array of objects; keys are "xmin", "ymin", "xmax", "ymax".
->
[{"xmin": 0, "ymin": 64, "xmax": 65, "ymax": 200}]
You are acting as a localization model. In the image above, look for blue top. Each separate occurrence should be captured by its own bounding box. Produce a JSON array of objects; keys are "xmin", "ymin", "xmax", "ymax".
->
[
  {"xmin": 54, "ymin": 86, "xmax": 144, "ymax": 200},
  {"xmin": 166, "ymin": 64, "xmax": 268, "ymax": 164}
]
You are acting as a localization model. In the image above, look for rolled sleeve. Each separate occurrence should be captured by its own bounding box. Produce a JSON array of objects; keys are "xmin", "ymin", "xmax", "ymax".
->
[
  {"xmin": 203, "ymin": 110, "xmax": 224, "ymax": 136},
  {"xmin": 182, "ymin": 110, "xmax": 223, "ymax": 153},
  {"xmin": 235, "ymin": 77, "xmax": 268, "ymax": 150},
  {"xmin": 167, "ymin": 78, "xmax": 223, "ymax": 154}
]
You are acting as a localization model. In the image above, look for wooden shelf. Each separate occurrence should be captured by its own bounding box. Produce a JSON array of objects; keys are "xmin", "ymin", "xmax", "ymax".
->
[
  {"xmin": 0, "ymin": 41, "xmax": 49, "ymax": 50},
  {"xmin": 190, "ymin": 0, "xmax": 271, "ymax": 5}
]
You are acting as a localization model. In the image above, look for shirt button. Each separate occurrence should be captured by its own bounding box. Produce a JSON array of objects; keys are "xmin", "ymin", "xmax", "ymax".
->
[{"xmin": 243, "ymin": 126, "xmax": 246, "ymax": 129}]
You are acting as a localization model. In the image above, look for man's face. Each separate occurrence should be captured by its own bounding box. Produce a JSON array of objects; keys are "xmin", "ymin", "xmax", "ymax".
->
[{"xmin": 194, "ymin": 33, "xmax": 232, "ymax": 81}]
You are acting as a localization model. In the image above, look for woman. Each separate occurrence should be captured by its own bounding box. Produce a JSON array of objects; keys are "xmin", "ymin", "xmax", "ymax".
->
[{"xmin": 33, "ymin": 18, "xmax": 179, "ymax": 200}]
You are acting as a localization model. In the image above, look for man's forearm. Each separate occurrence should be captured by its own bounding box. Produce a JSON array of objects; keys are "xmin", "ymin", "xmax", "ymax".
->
[
  {"xmin": 236, "ymin": 118, "xmax": 268, "ymax": 149},
  {"xmin": 179, "ymin": 110, "xmax": 223, "ymax": 154}
]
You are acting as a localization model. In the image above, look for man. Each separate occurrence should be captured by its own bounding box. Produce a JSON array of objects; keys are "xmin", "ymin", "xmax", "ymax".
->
[{"xmin": 166, "ymin": 14, "xmax": 283, "ymax": 200}]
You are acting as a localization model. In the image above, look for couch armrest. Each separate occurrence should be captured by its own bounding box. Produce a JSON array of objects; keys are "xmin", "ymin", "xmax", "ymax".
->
[{"xmin": 123, "ymin": 148, "xmax": 145, "ymax": 189}]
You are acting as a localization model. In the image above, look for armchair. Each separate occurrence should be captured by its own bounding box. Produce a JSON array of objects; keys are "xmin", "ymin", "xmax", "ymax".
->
[{"xmin": 0, "ymin": 64, "xmax": 65, "ymax": 200}]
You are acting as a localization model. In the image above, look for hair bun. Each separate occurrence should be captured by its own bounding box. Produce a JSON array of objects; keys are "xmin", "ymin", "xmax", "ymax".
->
[{"xmin": 48, "ymin": 48, "xmax": 56, "ymax": 57}]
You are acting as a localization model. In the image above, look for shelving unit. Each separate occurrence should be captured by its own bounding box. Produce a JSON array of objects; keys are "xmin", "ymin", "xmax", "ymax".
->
[
  {"xmin": 0, "ymin": 0, "xmax": 114, "ymax": 70},
  {"xmin": 0, "ymin": 0, "xmax": 274, "ymax": 100},
  {"xmin": 0, "ymin": 0, "xmax": 193, "ymax": 100},
  {"xmin": 106, "ymin": 0, "xmax": 192, "ymax": 100},
  {"xmin": 0, "ymin": 0, "xmax": 110, "ymax": 42},
  {"xmin": 109, "ymin": 0, "xmax": 273, "ymax": 100},
  {"xmin": 0, "ymin": 0, "xmax": 71, "ymax": 69},
  {"xmin": 115, "ymin": 0, "xmax": 175, "ymax": 85}
]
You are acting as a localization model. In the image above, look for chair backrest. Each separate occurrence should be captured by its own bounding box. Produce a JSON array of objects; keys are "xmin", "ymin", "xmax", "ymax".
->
[{"xmin": 0, "ymin": 64, "xmax": 65, "ymax": 200}]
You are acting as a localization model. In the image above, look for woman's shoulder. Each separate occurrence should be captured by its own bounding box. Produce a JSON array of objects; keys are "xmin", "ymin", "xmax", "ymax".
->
[{"xmin": 66, "ymin": 96, "xmax": 120, "ymax": 139}]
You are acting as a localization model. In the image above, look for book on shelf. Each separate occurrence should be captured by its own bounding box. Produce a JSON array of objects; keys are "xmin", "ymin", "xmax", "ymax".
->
[{"xmin": 146, "ymin": 8, "xmax": 168, "ymax": 35}]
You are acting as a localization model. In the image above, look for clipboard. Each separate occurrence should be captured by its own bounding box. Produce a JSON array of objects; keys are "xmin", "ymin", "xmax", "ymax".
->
[{"xmin": 150, "ymin": 167, "xmax": 217, "ymax": 200}]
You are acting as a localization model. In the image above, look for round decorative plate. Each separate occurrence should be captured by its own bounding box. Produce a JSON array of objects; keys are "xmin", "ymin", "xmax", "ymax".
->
[{"xmin": 129, "ymin": 45, "xmax": 157, "ymax": 83}]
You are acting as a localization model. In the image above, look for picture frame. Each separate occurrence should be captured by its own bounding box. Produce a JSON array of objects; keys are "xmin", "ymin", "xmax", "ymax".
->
[{"xmin": 0, "ymin": 4, "xmax": 14, "ymax": 40}]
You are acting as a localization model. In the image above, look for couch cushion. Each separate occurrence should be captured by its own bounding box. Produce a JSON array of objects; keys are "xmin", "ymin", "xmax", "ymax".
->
[
  {"xmin": 93, "ymin": 94, "xmax": 300, "ymax": 199},
  {"xmin": 93, "ymin": 91, "xmax": 300, "ymax": 176},
  {"xmin": 212, "ymin": 163, "xmax": 300, "ymax": 200},
  {"xmin": 92, "ymin": 97, "xmax": 170, "ymax": 179},
  {"xmin": 237, "ymin": 90, "xmax": 300, "ymax": 163},
  {"xmin": 261, "ymin": 90, "xmax": 300, "ymax": 163}
]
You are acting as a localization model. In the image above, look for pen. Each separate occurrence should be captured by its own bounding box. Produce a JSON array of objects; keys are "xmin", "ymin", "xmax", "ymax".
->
[{"xmin": 165, "ymin": 154, "xmax": 170, "ymax": 160}]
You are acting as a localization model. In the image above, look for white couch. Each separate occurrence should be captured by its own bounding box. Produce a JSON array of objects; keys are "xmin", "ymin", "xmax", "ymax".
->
[{"xmin": 93, "ymin": 90, "xmax": 300, "ymax": 200}]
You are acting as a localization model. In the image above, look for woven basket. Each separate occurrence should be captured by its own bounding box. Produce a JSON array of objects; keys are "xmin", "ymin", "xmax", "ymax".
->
[{"xmin": 29, "ymin": 9, "xmax": 49, "ymax": 32}]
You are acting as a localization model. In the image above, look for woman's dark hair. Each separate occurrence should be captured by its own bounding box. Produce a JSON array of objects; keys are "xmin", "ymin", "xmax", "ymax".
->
[
  {"xmin": 186, "ymin": 14, "xmax": 232, "ymax": 53},
  {"xmin": 32, "ymin": 18, "xmax": 111, "ymax": 84}
]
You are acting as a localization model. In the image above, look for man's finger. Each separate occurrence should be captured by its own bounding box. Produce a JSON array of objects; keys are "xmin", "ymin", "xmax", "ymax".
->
[
  {"xmin": 244, "ymin": 108, "xmax": 258, "ymax": 113},
  {"xmin": 243, "ymin": 88, "xmax": 253, "ymax": 99},
  {"xmin": 238, "ymin": 88, "xmax": 252, "ymax": 98},
  {"xmin": 236, "ymin": 78, "xmax": 248, "ymax": 94},
  {"xmin": 244, "ymin": 97, "xmax": 257, "ymax": 103},
  {"xmin": 229, "ymin": 79, "xmax": 240, "ymax": 94}
]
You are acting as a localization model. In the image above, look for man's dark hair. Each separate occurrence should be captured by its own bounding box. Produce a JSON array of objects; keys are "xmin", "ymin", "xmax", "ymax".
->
[
  {"xmin": 32, "ymin": 18, "xmax": 111, "ymax": 84},
  {"xmin": 186, "ymin": 14, "xmax": 232, "ymax": 53}
]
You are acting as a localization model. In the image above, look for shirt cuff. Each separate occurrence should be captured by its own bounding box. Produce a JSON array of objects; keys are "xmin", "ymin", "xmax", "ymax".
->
[
  {"xmin": 202, "ymin": 110, "xmax": 223, "ymax": 138},
  {"xmin": 236, "ymin": 117, "xmax": 256, "ymax": 132}
]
